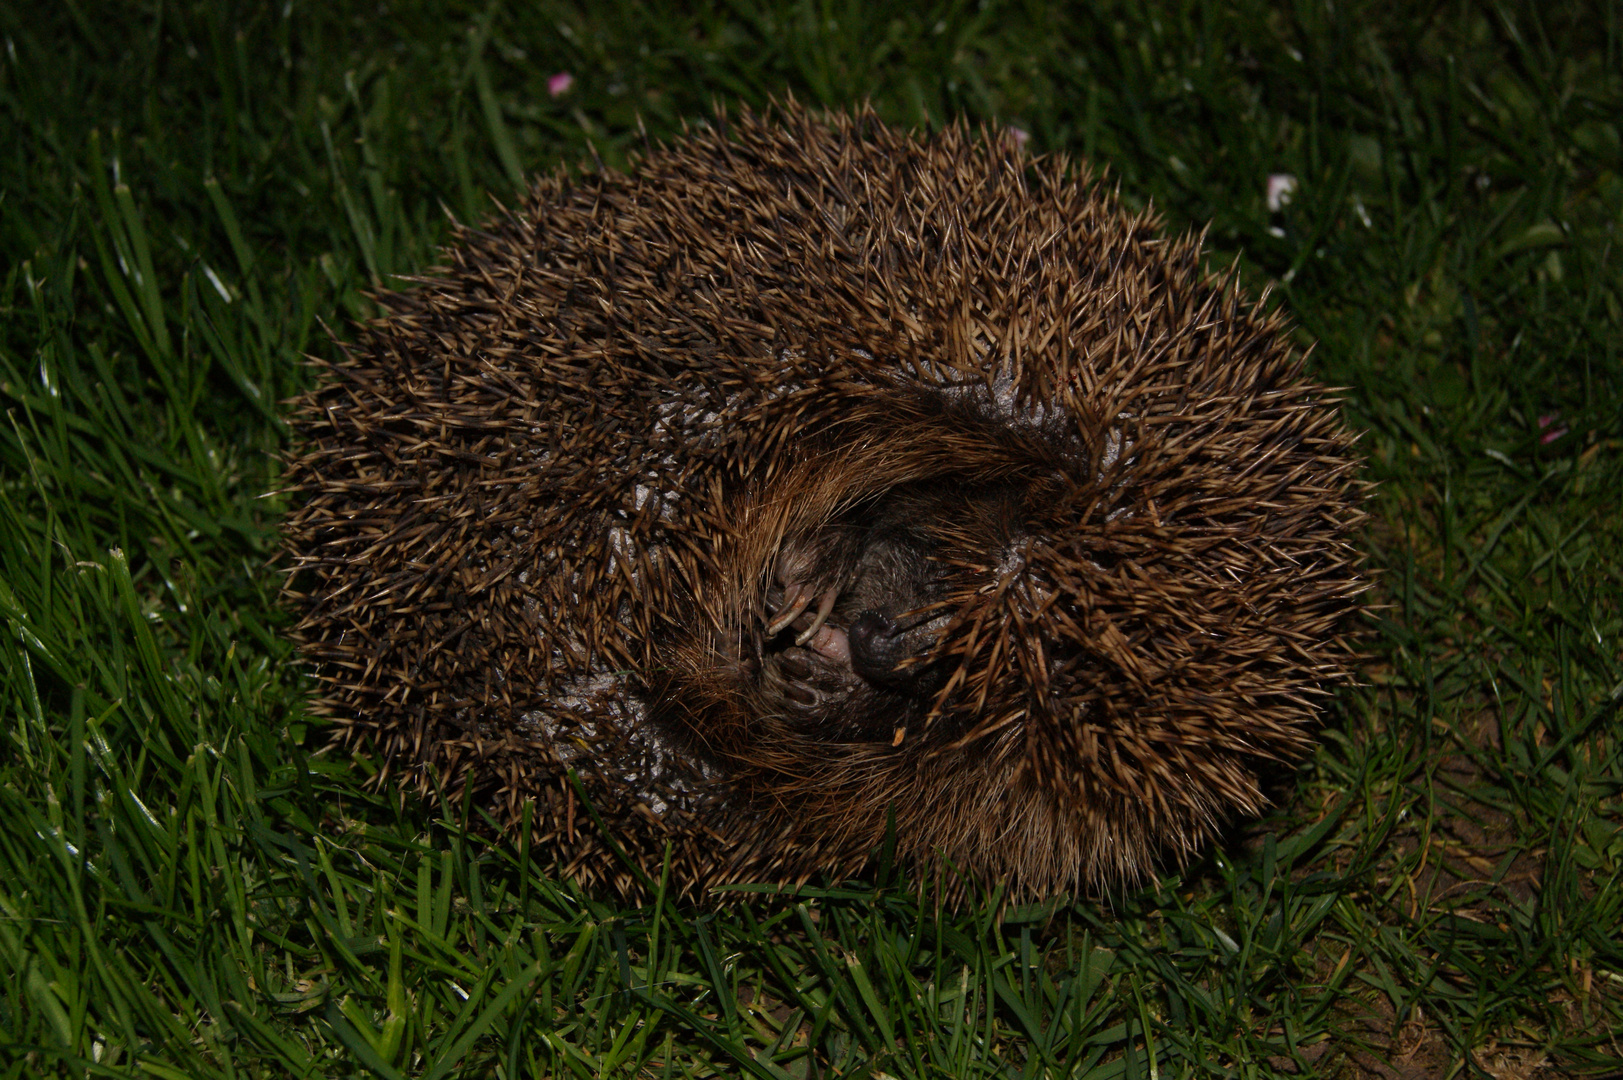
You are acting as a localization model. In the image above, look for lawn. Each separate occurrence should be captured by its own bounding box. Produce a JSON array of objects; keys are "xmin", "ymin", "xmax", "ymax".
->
[{"xmin": 1, "ymin": 1, "xmax": 1619, "ymax": 1077}]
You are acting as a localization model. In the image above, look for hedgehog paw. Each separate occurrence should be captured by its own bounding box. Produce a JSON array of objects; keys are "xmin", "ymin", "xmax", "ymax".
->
[
  {"xmin": 766, "ymin": 646, "xmax": 834, "ymax": 708},
  {"xmin": 766, "ymin": 579, "xmax": 847, "ymax": 662}
]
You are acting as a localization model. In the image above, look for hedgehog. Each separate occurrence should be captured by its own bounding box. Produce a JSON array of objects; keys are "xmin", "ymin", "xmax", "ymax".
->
[{"xmin": 281, "ymin": 103, "xmax": 1366, "ymax": 902}]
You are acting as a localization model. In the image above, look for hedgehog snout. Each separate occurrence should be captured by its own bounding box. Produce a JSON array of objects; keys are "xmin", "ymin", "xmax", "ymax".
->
[{"xmin": 849, "ymin": 610, "xmax": 936, "ymax": 689}]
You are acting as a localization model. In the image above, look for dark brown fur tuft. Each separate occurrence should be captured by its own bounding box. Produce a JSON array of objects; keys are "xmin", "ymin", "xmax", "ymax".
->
[{"xmin": 281, "ymin": 103, "xmax": 1367, "ymax": 901}]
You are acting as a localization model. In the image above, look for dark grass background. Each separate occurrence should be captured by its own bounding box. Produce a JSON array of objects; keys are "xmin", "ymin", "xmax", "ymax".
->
[{"xmin": 2, "ymin": 1, "xmax": 1620, "ymax": 1076}]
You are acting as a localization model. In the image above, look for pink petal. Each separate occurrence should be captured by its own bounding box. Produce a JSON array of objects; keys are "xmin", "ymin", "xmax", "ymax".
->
[
  {"xmin": 1540, "ymin": 426, "xmax": 1568, "ymax": 445},
  {"xmin": 1537, "ymin": 413, "xmax": 1558, "ymax": 429},
  {"xmin": 547, "ymin": 72, "xmax": 574, "ymax": 98},
  {"xmin": 1009, "ymin": 127, "xmax": 1030, "ymax": 148}
]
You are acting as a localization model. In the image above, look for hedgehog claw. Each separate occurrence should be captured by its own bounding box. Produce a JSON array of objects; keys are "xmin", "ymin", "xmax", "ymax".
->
[
  {"xmin": 766, "ymin": 584, "xmax": 812, "ymax": 636},
  {"xmin": 793, "ymin": 588, "xmax": 839, "ymax": 647},
  {"xmin": 784, "ymin": 682, "xmax": 817, "ymax": 706}
]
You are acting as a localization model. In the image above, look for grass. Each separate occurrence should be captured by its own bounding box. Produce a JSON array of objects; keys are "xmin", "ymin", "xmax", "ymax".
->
[{"xmin": 1, "ymin": 0, "xmax": 1619, "ymax": 1076}]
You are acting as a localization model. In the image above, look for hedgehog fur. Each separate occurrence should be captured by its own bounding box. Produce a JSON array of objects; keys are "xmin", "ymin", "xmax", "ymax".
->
[{"xmin": 281, "ymin": 103, "xmax": 1367, "ymax": 901}]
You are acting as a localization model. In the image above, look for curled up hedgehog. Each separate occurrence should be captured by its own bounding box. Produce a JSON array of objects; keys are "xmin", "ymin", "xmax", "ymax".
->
[{"xmin": 281, "ymin": 103, "xmax": 1366, "ymax": 902}]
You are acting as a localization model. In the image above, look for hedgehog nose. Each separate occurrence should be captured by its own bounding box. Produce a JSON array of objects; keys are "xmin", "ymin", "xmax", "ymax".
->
[{"xmin": 849, "ymin": 610, "xmax": 924, "ymax": 690}]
